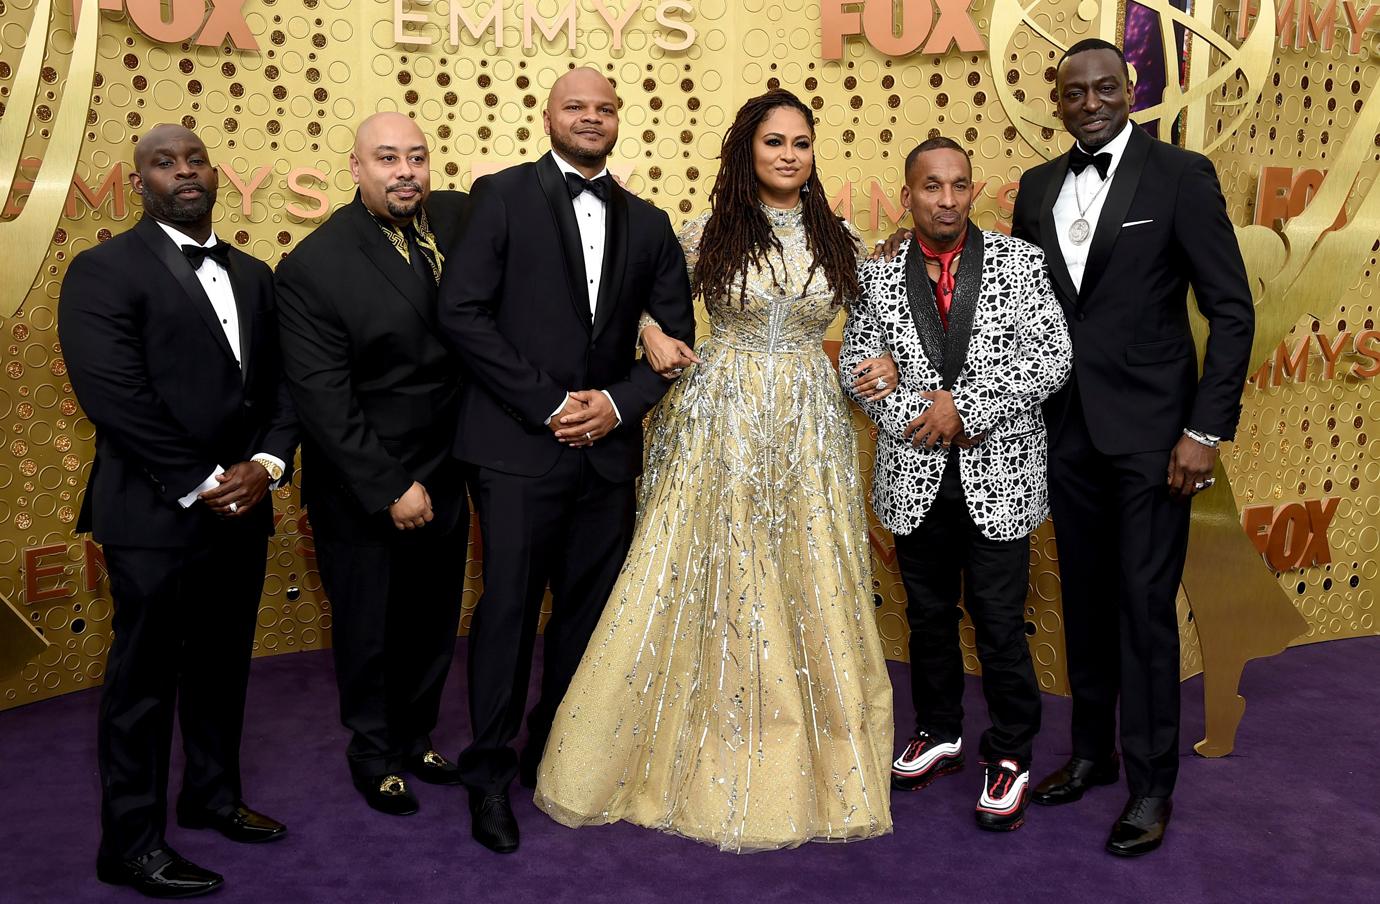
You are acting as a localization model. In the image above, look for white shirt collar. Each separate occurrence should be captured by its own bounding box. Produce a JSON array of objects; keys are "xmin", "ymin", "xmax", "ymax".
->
[
  {"xmin": 1074, "ymin": 121, "xmax": 1134, "ymax": 175},
  {"xmin": 550, "ymin": 151, "xmax": 610, "ymax": 184},
  {"xmin": 155, "ymin": 219, "xmax": 219, "ymax": 249}
]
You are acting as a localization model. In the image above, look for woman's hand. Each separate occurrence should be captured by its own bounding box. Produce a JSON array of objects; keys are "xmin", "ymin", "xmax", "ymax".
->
[
  {"xmin": 642, "ymin": 323, "xmax": 702, "ymax": 379},
  {"xmin": 851, "ymin": 354, "xmax": 899, "ymax": 402}
]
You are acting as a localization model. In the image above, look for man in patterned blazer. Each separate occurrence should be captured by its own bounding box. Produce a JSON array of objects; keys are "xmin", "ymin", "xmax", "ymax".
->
[{"xmin": 842, "ymin": 137, "xmax": 1071, "ymax": 832}]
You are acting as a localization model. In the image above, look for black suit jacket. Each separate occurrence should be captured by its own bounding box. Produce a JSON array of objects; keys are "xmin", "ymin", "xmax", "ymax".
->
[
  {"xmin": 439, "ymin": 152, "xmax": 695, "ymax": 482},
  {"xmin": 1011, "ymin": 125, "xmax": 1255, "ymax": 455},
  {"xmin": 58, "ymin": 216, "xmax": 298, "ymax": 547},
  {"xmin": 275, "ymin": 191, "xmax": 470, "ymax": 540}
]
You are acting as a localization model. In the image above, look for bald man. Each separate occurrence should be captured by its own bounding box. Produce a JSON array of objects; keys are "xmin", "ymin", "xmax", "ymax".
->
[
  {"xmin": 275, "ymin": 112, "xmax": 471, "ymax": 816},
  {"xmin": 59, "ymin": 125, "xmax": 297, "ymax": 897},
  {"xmin": 439, "ymin": 67, "xmax": 694, "ymax": 852}
]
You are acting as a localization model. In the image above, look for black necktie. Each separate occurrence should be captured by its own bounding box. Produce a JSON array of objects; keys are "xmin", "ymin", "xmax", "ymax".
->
[
  {"xmin": 565, "ymin": 171, "xmax": 611, "ymax": 202},
  {"xmin": 404, "ymin": 225, "xmax": 432, "ymax": 284},
  {"xmin": 1068, "ymin": 146, "xmax": 1112, "ymax": 179},
  {"xmin": 182, "ymin": 242, "xmax": 231, "ymax": 269}
]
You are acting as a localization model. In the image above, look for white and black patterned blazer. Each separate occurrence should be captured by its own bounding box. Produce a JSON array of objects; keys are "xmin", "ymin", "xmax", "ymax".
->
[{"xmin": 840, "ymin": 226, "xmax": 1072, "ymax": 540}]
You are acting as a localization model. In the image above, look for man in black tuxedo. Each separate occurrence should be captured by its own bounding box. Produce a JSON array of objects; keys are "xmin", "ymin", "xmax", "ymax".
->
[
  {"xmin": 1010, "ymin": 40, "xmax": 1254, "ymax": 855},
  {"xmin": 439, "ymin": 66, "xmax": 695, "ymax": 853},
  {"xmin": 276, "ymin": 112, "xmax": 470, "ymax": 817},
  {"xmin": 59, "ymin": 124, "xmax": 297, "ymax": 898}
]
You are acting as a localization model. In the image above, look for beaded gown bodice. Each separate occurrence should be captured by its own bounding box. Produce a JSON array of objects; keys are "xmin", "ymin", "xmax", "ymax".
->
[{"xmin": 691, "ymin": 204, "xmax": 844, "ymax": 355}]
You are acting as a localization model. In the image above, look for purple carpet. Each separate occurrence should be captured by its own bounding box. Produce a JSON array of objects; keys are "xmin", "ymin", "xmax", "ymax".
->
[{"xmin": 2, "ymin": 637, "xmax": 1377, "ymax": 903}]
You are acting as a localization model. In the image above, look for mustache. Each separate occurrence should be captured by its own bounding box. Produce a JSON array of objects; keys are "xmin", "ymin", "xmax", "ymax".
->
[{"xmin": 387, "ymin": 180, "xmax": 422, "ymax": 192}]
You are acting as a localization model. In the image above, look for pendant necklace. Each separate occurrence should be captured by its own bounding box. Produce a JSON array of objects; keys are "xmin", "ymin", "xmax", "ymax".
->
[{"xmin": 1069, "ymin": 166, "xmax": 1114, "ymax": 246}]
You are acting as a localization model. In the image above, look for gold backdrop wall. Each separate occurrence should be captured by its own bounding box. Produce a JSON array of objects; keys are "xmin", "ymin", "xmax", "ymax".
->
[{"xmin": 1, "ymin": 0, "xmax": 1377, "ymax": 718}]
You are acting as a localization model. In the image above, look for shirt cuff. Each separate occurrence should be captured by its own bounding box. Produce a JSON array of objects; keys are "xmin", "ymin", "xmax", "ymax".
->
[
  {"xmin": 253, "ymin": 452, "xmax": 288, "ymax": 488},
  {"xmin": 600, "ymin": 390, "xmax": 622, "ymax": 427},
  {"xmin": 179, "ymin": 465, "xmax": 225, "ymax": 508},
  {"xmin": 544, "ymin": 393, "xmax": 571, "ymax": 426}
]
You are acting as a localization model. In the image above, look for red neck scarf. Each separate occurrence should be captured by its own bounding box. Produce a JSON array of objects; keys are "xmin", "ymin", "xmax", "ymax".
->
[{"xmin": 917, "ymin": 228, "xmax": 967, "ymax": 330}]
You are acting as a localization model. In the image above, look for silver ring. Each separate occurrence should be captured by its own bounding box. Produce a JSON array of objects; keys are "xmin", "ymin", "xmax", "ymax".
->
[
  {"xmin": 1194, "ymin": 477, "xmax": 1216, "ymax": 491},
  {"xmin": 228, "ymin": 501, "xmax": 238, "ymax": 512},
  {"xmin": 875, "ymin": 377, "xmax": 887, "ymax": 390},
  {"xmin": 585, "ymin": 432, "xmax": 593, "ymax": 441}
]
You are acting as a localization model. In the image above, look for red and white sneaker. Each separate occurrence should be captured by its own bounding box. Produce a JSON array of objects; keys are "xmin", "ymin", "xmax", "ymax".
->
[
  {"xmin": 975, "ymin": 759, "xmax": 1030, "ymax": 831},
  {"xmin": 891, "ymin": 733, "xmax": 964, "ymax": 791}
]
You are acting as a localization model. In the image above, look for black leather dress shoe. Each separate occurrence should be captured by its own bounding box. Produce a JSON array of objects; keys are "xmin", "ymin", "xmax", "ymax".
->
[
  {"xmin": 469, "ymin": 790, "xmax": 520, "ymax": 853},
  {"xmin": 1031, "ymin": 754, "xmax": 1120, "ymax": 806},
  {"xmin": 355, "ymin": 774, "xmax": 420, "ymax": 816},
  {"xmin": 178, "ymin": 804, "xmax": 287, "ymax": 843},
  {"xmin": 96, "ymin": 847, "xmax": 223, "ymax": 899},
  {"xmin": 407, "ymin": 749, "xmax": 463, "ymax": 785},
  {"xmin": 1107, "ymin": 795, "xmax": 1172, "ymax": 857}
]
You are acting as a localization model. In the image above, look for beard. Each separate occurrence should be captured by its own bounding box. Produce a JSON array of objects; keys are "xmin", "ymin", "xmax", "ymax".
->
[
  {"xmin": 142, "ymin": 184, "xmax": 216, "ymax": 224},
  {"xmin": 550, "ymin": 128, "xmax": 616, "ymax": 166},
  {"xmin": 385, "ymin": 179, "xmax": 425, "ymax": 220}
]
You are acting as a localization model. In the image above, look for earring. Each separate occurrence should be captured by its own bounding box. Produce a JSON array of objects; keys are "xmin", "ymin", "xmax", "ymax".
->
[{"xmin": 800, "ymin": 182, "xmax": 811, "ymax": 195}]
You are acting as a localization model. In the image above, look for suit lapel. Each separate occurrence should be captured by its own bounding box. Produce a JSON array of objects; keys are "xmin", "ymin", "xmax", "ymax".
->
[
  {"xmin": 225, "ymin": 251, "xmax": 254, "ymax": 386},
  {"xmin": 941, "ymin": 224, "xmax": 984, "ymax": 390},
  {"xmin": 351, "ymin": 197, "xmax": 436, "ymax": 328},
  {"xmin": 902, "ymin": 239, "xmax": 946, "ymax": 375},
  {"xmin": 1078, "ymin": 125, "xmax": 1149, "ymax": 304},
  {"xmin": 591, "ymin": 185, "xmax": 627, "ymax": 339},
  {"xmin": 133, "ymin": 217, "xmax": 239, "ymax": 369},
  {"xmin": 1038, "ymin": 157, "xmax": 1079, "ymax": 306},
  {"xmin": 535, "ymin": 153, "xmax": 593, "ymax": 331}
]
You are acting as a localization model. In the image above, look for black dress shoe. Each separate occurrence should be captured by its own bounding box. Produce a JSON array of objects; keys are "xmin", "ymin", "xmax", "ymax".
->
[
  {"xmin": 354, "ymin": 774, "xmax": 420, "ymax": 816},
  {"xmin": 1031, "ymin": 754, "xmax": 1120, "ymax": 806},
  {"xmin": 178, "ymin": 803, "xmax": 287, "ymax": 844},
  {"xmin": 1107, "ymin": 795, "xmax": 1172, "ymax": 857},
  {"xmin": 96, "ymin": 847, "xmax": 223, "ymax": 899},
  {"xmin": 407, "ymin": 749, "xmax": 463, "ymax": 785},
  {"xmin": 469, "ymin": 790, "xmax": 519, "ymax": 853}
]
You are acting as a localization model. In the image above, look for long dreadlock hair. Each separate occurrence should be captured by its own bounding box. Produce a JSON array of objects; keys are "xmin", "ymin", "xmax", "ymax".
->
[{"xmin": 693, "ymin": 89, "xmax": 859, "ymax": 308}]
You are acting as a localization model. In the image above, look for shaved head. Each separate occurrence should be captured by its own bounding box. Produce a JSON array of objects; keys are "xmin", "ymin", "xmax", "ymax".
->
[
  {"xmin": 129, "ymin": 123, "xmax": 218, "ymax": 240},
  {"xmin": 349, "ymin": 111, "xmax": 431, "ymax": 224},
  {"xmin": 544, "ymin": 67, "xmax": 619, "ymax": 174},
  {"xmin": 134, "ymin": 123, "xmax": 203, "ymax": 172},
  {"xmin": 353, "ymin": 111, "xmax": 425, "ymax": 158},
  {"xmin": 546, "ymin": 67, "xmax": 615, "ymax": 115}
]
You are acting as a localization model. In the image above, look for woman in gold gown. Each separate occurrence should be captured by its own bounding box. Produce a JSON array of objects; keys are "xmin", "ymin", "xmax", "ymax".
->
[{"xmin": 533, "ymin": 90, "xmax": 897, "ymax": 852}]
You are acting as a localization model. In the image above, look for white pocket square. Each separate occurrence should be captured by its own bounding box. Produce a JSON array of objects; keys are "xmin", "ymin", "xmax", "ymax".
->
[{"xmin": 1122, "ymin": 219, "xmax": 1154, "ymax": 228}]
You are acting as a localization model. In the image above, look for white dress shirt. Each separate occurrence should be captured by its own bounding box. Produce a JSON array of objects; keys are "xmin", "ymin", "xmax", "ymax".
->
[
  {"xmin": 550, "ymin": 152, "xmax": 608, "ymax": 318},
  {"xmin": 545, "ymin": 152, "xmax": 621, "ymax": 428},
  {"xmin": 157, "ymin": 222, "xmax": 285, "ymax": 506},
  {"xmin": 1051, "ymin": 122, "xmax": 1134, "ymax": 292}
]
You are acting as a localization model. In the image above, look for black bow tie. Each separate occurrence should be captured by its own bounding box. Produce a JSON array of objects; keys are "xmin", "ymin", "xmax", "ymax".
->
[
  {"xmin": 1068, "ymin": 146, "xmax": 1113, "ymax": 179},
  {"xmin": 565, "ymin": 171, "xmax": 611, "ymax": 202},
  {"xmin": 182, "ymin": 242, "xmax": 231, "ymax": 269}
]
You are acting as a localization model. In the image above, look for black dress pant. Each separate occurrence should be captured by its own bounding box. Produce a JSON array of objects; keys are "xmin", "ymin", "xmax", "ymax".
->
[
  {"xmin": 98, "ymin": 526, "xmax": 267, "ymax": 861},
  {"xmin": 893, "ymin": 453, "xmax": 1041, "ymax": 766},
  {"xmin": 1047, "ymin": 382, "xmax": 1191, "ymax": 797},
  {"xmin": 460, "ymin": 451, "xmax": 636, "ymax": 794},
  {"xmin": 314, "ymin": 500, "xmax": 467, "ymax": 783}
]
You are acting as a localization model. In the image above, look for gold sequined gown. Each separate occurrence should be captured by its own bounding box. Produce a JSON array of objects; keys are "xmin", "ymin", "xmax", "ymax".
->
[{"xmin": 533, "ymin": 204, "xmax": 894, "ymax": 852}]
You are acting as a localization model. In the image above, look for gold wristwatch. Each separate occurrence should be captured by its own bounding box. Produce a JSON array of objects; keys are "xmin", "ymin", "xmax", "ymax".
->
[{"xmin": 252, "ymin": 455, "xmax": 284, "ymax": 482}]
